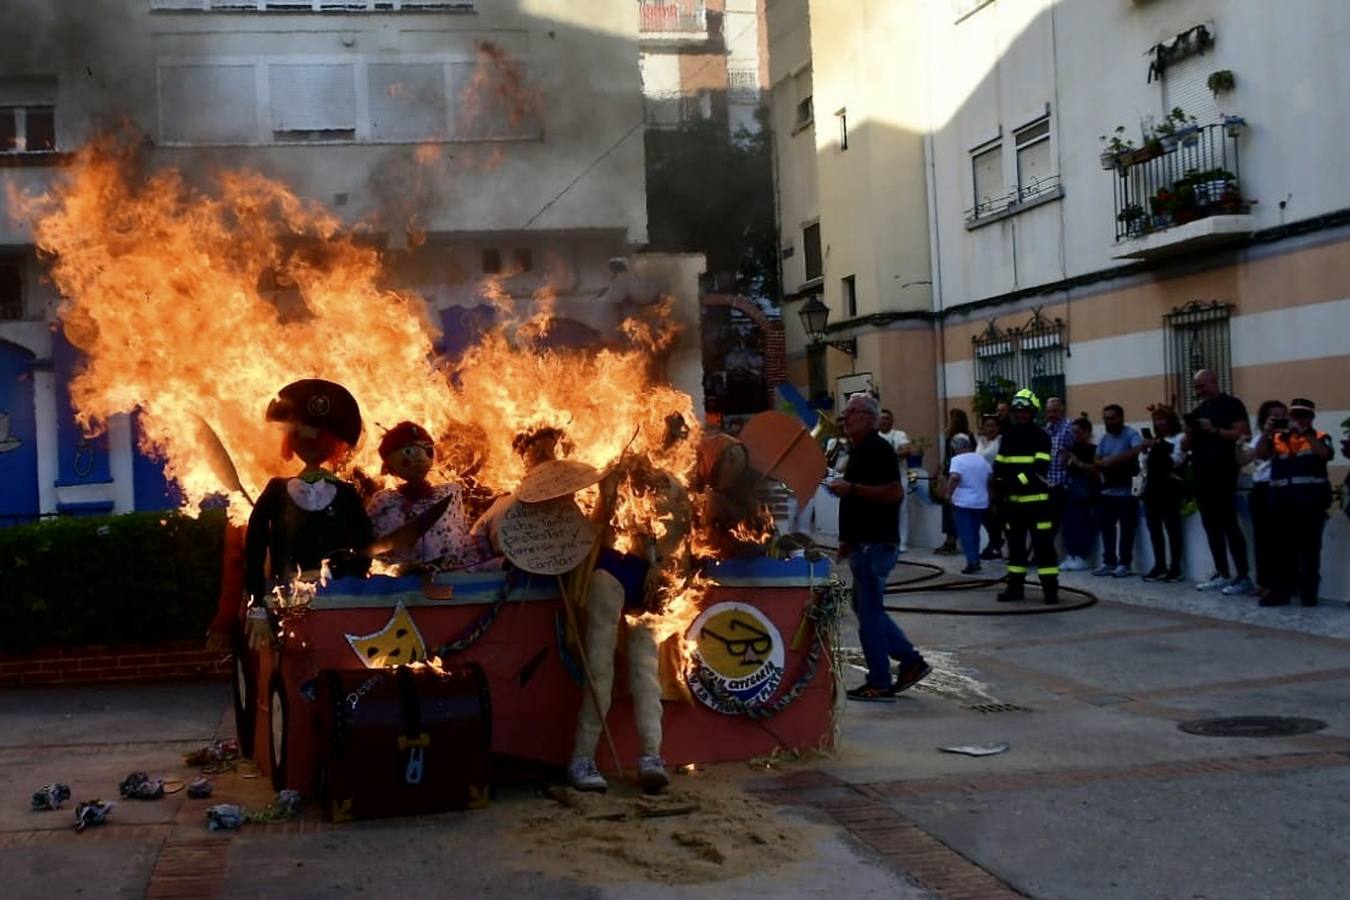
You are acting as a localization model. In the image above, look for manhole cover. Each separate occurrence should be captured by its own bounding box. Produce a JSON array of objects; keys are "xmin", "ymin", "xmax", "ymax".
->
[
  {"xmin": 1177, "ymin": 716, "xmax": 1328, "ymax": 738},
  {"xmin": 967, "ymin": 702, "xmax": 1032, "ymax": 714}
]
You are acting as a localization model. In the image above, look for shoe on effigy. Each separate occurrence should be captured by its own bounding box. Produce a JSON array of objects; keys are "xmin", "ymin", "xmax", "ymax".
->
[
  {"xmin": 637, "ymin": 756, "xmax": 670, "ymax": 795},
  {"xmin": 567, "ymin": 757, "xmax": 608, "ymax": 793}
]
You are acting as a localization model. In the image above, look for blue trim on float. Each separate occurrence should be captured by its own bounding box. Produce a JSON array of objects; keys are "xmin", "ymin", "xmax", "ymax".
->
[{"xmin": 706, "ymin": 556, "xmax": 832, "ymax": 581}]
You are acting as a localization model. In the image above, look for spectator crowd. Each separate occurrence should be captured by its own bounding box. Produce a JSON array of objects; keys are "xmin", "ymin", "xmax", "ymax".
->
[
  {"xmin": 931, "ymin": 370, "xmax": 1343, "ymax": 608},
  {"xmin": 830, "ymin": 370, "xmax": 1345, "ymax": 609}
]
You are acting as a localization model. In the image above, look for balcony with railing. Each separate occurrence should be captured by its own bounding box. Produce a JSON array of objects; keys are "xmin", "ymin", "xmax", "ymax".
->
[
  {"xmin": 639, "ymin": 1, "xmax": 708, "ymax": 42},
  {"xmin": 1107, "ymin": 119, "xmax": 1253, "ymax": 259}
]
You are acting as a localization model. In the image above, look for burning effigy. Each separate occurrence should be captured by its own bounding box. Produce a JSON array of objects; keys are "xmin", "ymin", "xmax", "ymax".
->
[{"xmin": 17, "ymin": 134, "xmax": 841, "ymax": 822}]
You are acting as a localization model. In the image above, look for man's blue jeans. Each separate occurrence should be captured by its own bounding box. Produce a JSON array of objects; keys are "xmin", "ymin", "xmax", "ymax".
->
[{"xmin": 848, "ymin": 544, "xmax": 920, "ymax": 689}]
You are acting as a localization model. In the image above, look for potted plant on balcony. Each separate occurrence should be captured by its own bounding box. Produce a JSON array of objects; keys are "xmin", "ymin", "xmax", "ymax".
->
[
  {"xmin": 1193, "ymin": 168, "xmax": 1236, "ymax": 206},
  {"xmin": 1222, "ymin": 114, "xmax": 1247, "ymax": 137},
  {"xmin": 1155, "ymin": 107, "xmax": 1200, "ymax": 151},
  {"xmin": 1117, "ymin": 203, "xmax": 1147, "ymax": 232},
  {"xmin": 1099, "ymin": 126, "xmax": 1134, "ymax": 170},
  {"xmin": 1149, "ymin": 187, "xmax": 1175, "ymax": 228}
]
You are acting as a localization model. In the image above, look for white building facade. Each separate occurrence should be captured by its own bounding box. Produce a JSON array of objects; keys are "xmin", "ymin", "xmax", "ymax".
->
[{"xmin": 0, "ymin": 0, "xmax": 655, "ymax": 523}]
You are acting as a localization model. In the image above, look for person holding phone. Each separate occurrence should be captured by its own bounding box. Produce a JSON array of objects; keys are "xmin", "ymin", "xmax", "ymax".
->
[
  {"xmin": 1245, "ymin": 400, "xmax": 1288, "ymax": 600},
  {"xmin": 1182, "ymin": 370, "xmax": 1253, "ymax": 594},
  {"xmin": 1140, "ymin": 405, "xmax": 1186, "ymax": 582},
  {"xmin": 1255, "ymin": 398, "xmax": 1333, "ymax": 606}
]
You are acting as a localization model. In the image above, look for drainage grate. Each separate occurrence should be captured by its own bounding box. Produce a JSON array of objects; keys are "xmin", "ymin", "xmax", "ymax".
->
[
  {"xmin": 967, "ymin": 702, "xmax": 1032, "ymax": 714},
  {"xmin": 1178, "ymin": 716, "xmax": 1328, "ymax": 738}
]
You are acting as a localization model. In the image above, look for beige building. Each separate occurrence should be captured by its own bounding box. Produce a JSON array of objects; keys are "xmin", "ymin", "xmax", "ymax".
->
[
  {"xmin": 768, "ymin": 0, "xmax": 935, "ymax": 440},
  {"xmin": 769, "ymin": 0, "xmax": 1350, "ymax": 591},
  {"xmin": 0, "ymin": 0, "xmax": 681, "ymax": 522}
]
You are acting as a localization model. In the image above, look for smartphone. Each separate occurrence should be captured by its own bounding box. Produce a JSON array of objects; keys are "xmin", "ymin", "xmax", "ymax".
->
[
  {"xmin": 1270, "ymin": 417, "xmax": 1290, "ymax": 431},
  {"xmin": 1141, "ymin": 427, "xmax": 1154, "ymax": 440}
]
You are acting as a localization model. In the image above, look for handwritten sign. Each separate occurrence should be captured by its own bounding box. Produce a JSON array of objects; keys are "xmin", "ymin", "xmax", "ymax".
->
[
  {"xmin": 499, "ymin": 497, "xmax": 600, "ymax": 575},
  {"xmin": 516, "ymin": 459, "xmax": 605, "ymax": 504}
]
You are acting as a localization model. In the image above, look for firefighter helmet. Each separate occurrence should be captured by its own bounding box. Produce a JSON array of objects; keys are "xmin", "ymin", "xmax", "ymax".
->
[{"xmin": 1011, "ymin": 388, "xmax": 1041, "ymax": 411}]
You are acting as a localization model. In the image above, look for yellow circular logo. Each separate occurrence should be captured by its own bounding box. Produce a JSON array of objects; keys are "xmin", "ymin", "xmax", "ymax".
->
[{"xmin": 687, "ymin": 602, "xmax": 784, "ymax": 715}]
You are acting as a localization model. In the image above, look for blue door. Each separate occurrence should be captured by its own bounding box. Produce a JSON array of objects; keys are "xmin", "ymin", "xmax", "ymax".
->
[{"xmin": 0, "ymin": 340, "xmax": 39, "ymax": 527}]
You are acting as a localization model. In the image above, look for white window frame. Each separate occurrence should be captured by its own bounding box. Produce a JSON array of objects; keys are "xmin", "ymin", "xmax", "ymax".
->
[
  {"xmin": 156, "ymin": 52, "xmax": 539, "ymax": 147},
  {"xmin": 969, "ymin": 137, "xmax": 1007, "ymax": 219},
  {"xmin": 1012, "ymin": 115, "xmax": 1053, "ymax": 202},
  {"xmin": 0, "ymin": 105, "xmax": 57, "ymax": 153}
]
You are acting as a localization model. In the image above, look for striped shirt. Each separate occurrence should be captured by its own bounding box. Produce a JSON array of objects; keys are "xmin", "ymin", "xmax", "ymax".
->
[{"xmin": 1044, "ymin": 418, "xmax": 1074, "ymax": 488}]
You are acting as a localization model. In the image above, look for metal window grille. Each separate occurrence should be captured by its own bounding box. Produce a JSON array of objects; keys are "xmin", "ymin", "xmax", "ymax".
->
[
  {"xmin": 972, "ymin": 309, "xmax": 1067, "ymax": 409},
  {"xmin": 1164, "ymin": 300, "xmax": 1233, "ymax": 410}
]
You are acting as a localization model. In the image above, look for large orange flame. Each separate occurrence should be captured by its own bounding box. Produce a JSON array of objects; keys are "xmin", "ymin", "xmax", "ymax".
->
[{"xmin": 17, "ymin": 127, "xmax": 724, "ymax": 658}]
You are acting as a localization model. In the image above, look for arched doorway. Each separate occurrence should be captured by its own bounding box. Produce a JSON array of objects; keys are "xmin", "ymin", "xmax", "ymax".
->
[{"xmin": 0, "ymin": 339, "xmax": 39, "ymax": 526}]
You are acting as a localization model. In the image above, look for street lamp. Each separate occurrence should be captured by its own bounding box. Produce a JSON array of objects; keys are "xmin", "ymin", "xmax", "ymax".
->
[{"xmin": 796, "ymin": 295, "xmax": 857, "ymax": 357}]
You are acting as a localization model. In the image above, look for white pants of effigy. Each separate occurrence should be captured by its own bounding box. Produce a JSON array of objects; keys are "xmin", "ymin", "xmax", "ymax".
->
[{"xmin": 572, "ymin": 569, "xmax": 663, "ymax": 760}]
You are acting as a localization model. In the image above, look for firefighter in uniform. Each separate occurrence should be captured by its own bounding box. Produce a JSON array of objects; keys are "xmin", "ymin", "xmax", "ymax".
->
[
  {"xmin": 993, "ymin": 389, "xmax": 1059, "ymax": 605},
  {"xmin": 1258, "ymin": 398, "xmax": 1333, "ymax": 606}
]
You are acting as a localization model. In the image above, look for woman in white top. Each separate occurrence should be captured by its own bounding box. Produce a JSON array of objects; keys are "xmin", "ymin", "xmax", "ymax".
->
[
  {"xmin": 1245, "ymin": 400, "xmax": 1287, "ymax": 600},
  {"xmin": 946, "ymin": 433, "xmax": 992, "ymax": 575},
  {"xmin": 974, "ymin": 415, "xmax": 1004, "ymax": 560}
]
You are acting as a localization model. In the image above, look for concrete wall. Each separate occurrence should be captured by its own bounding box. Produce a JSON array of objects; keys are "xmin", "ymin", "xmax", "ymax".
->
[{"xmin": 0, "ymin": 0, "xmax": 648, "ymax": 244}]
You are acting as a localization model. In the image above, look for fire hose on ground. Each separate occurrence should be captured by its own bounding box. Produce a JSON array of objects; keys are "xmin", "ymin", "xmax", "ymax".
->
[{"xmin": 817, "ymin": 550, "xmax": 1100, "ymax": 616}]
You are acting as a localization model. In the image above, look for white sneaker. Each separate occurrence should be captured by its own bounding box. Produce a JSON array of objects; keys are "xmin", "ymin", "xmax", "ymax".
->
[
  {"xmin": 1059, "ymin": 556, "xmax": 1083, "ymax": 572},
  {"xmin": 1221, "ymin": 576, "xmax": 1255, "ymax": 596},
  {"xmin": 567, "ymin": 757, "xmax": 608, "ymax": 792},
  {"xmin": 1196, "ymin": 574, "xmax": 1229, "ymax": 591},
  {"xmin": 1112, "ymin": 565, "xmax": 1133, "ymax": 578},
  {"xmin": 1092, "ymin": 564, "xmax": 1115, "ymax": 576},
  {"xmin": 637, "ymin": 755, "xmax": 670, "ymax": 794}
]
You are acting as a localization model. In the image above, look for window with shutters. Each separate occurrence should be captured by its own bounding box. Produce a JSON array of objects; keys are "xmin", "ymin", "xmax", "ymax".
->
[
  {"xmin": 157, "ymin": 55, "xmax": 538, "ymax": 145},
  {"xmin": 160, "ymin": 63, "xmax": 258, "ymax": 144},
  {"xmin": 0, "ymin": 77, "xmax": 58, "ymax": 155},
  {"xmin": 971, "ymin": 142, "xmax": 1005, "ymax": 217},
  {"xmin": 269, "ymin": 63, "xmax": 357, "ymax": 141},
  {"xmin": 368, "ymin": 63, "xmax": 447, "ymax": 140},
  {"xmin": 1014, "ymin": 118, "xmax": 1055, "ymax": 202}
]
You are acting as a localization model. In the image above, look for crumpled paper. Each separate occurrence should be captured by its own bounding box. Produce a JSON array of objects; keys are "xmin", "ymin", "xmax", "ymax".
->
[
  {"xmin": 31, "ymin": 783, "xmax": 72, "ymax": 811},
  {"xmin": 119, "ymin": 771, "xmax": 165, "ymax": 800},
  {"xmin": 74, "ymin": 799, "xmax": 114, "ymax": 831}
]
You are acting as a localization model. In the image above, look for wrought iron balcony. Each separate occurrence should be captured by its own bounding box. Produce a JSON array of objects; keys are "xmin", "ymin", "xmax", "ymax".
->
[
  {"xmin": 1109, "ymin": 120, "xmax": 1249, "ymax": 243},
  {"xmin": 639, "ymin": 0, "xmax": 707, "ymax": 36}
]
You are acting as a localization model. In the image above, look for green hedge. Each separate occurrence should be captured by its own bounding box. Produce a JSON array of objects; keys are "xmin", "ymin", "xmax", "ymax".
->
[{"xmin": 0, "ymin": 510, "xmax": 225, "ymax": 653}]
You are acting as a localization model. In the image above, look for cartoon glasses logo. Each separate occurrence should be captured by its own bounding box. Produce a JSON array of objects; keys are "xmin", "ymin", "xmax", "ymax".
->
[{"xmin": 686, "ymin": 602, "xmax": 784, "ymax": 715}]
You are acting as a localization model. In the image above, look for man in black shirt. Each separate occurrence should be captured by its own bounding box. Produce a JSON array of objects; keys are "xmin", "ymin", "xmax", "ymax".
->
[
  {"xmin": 827, "ymin": 394, "xmax": 930, "ymax": 702},
  {"xmin": 1183, "ymin": 369, "xmax": 1252, "ymax": 593}
]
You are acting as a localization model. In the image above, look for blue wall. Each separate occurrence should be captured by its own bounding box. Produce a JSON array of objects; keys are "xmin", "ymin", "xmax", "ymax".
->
[
  {"xmin": 51, "ymin": 330, "xmax": 111, "ymax": 488},
  {"xmin": 0, "ymin": 340, "xmax": 39, "ymax": 526}
]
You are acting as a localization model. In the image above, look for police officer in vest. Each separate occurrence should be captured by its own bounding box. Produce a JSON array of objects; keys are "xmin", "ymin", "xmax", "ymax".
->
[
  {"xmin": 993, "ymin": 388, "xmax": 1059, "ymax": 605},
  {"xmin": 1255, "ymin": 398, "xmax": 1333, "ymax": 607}
]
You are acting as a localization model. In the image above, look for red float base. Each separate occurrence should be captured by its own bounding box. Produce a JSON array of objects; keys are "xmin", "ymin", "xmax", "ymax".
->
[{"xmin": 243, "ymin": 561, "xmax": 836, "ymax": 793}]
